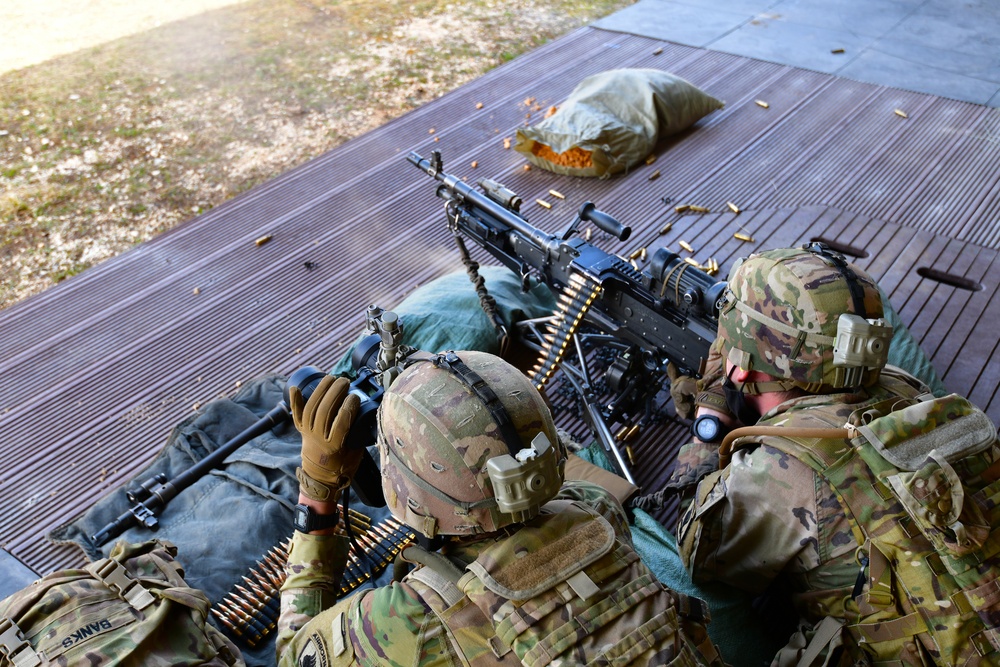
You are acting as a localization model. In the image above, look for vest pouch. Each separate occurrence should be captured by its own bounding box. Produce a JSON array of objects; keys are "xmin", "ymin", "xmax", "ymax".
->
[
  {"xmin": 456, "ymin": 500, "xmax": 711, "ymax": 667},
  {"xmin": 886, "ymin": 451, "xmax": 990, "ymax": 557},
  {"xmin": 857, "ymin": 395, "xmax": 997, "ymax": 559},
  {"xmin": 464, "ymin": 502, "xmax": 616, "ymax": 601}
]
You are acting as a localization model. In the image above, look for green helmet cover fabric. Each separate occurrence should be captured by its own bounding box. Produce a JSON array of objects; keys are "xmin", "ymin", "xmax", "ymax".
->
[
  {"xmin": 377, "ymin": 351, "xmax": 563, "ymax": 537},
  {"xmin": 718, "ymin": 246, "xmax": 885, "ymax": 393}
]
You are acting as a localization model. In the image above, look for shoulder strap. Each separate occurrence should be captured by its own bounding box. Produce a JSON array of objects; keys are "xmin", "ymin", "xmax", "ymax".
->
[
  {"xmin": 400, "ymin": 546, "xmax": 464, "ymax": 606},
  {"xmin": 401, "ymin": 546, "xmax": 521, "ymax": 666}
]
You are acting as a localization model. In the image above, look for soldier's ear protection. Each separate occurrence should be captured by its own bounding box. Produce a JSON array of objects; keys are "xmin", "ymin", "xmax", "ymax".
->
[{"xmin": 422, "ymin": 352, "xmax": 563, "ymax": 523}]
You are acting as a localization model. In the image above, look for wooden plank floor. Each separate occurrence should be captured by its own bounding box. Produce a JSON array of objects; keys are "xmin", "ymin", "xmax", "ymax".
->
[{"xmin": 3, "ymin": 26, "xmax": 1000, "ymax": 575}]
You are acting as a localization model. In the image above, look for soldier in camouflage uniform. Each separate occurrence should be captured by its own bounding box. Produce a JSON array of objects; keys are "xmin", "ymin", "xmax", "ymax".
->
[
  {"xmin": 276, "ymin": 350, "xmax": 725, "ymax": 666},
  {"xmin": 674, "ymin": 244, "xmax": 1000, "ymax": 665}
]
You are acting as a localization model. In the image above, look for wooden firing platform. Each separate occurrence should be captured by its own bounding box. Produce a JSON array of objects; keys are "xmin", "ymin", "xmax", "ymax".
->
[{"xmin": 2, "ymin": 27, "xmax": 1000, "ymax": 575}]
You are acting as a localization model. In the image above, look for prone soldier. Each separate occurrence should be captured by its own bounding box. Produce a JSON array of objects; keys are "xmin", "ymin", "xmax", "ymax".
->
[
  {"xmin": 673, "ymin": 244, "xmax": 1000, "ymax": 665},
  {"xmin": 276, "ymin": 349, "xmax": 726, "ymax": 666}
]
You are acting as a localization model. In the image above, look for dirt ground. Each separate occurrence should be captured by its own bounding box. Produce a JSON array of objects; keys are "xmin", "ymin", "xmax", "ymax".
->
[
  {"xmin": 0, "ymin": 0, "xmax": 634, "ymax": 310},
  {"xmin": 0, "ymin": 0, "xmax": 249, "ymax": 74}
]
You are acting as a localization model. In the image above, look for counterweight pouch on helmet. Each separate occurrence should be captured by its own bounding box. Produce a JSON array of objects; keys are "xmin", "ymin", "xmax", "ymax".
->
[
  {"xmin": 0, "ymin": 540, "xmax": 244, "ymax": 667},
  {"xmin": 403, "ymin": 499, "xmax": 722, "ymax": 667}
]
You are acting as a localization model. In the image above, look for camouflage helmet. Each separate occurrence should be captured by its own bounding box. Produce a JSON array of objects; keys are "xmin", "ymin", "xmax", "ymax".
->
[
  {"xmin": 717, "ymin": 243, "xmax": 893, "ymax": 393},
  {"xmin": 377, "ymin": 350, "xmax": 565, "ymax": 538}
]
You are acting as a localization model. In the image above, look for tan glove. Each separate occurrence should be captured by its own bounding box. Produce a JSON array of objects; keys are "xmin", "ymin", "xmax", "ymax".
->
[
  {"xmin": 667, "ymin": 362, "xmax": 698, "ymax": 421},
  {"xmin": 290, "ymin": 375, "xmax": 362, "ymax": 502},
  {"xmin": 693, "ymin": 337, "xmax": 732, "ymax": 417}
]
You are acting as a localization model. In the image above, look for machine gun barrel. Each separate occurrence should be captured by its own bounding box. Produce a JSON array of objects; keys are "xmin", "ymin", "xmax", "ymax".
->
[
  {"xmin": 408, "ymin": 151, "xmax": 555, "ymax": 249},
  {"xmin": 91, "ymin": 400, "xmax": 293, "ymax": 547}
]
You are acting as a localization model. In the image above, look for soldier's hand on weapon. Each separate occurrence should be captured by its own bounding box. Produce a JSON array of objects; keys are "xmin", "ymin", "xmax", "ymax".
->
[
  {"xmin": 290, "ymin": 375, "xmax": 363, "ymax": 502},
  {"xmin": 667, "ymin": 362, "xmax": 698, "ymax": 421}
]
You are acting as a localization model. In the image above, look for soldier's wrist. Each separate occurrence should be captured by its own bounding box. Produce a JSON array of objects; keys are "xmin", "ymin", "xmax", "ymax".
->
[
  {"xmin": 296, "ymin": 466, "xmax": 342, "ymax": 502},
  {"xmin": 294, "ymin": 493, "xmax": 340, "ymax": 535}
]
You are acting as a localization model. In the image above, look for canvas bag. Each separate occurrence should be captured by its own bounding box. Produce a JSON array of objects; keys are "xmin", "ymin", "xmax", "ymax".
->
[
  {"xmin": 0, "ymin": 540, "xmax": 244, "ymax": 667},
  {"xmin": 515, "ymin": 68, "xmax": 723, "ymax": 178}
]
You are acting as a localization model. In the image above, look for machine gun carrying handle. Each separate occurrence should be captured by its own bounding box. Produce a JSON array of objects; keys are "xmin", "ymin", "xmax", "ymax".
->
[{"xmin": 579, "ymin": 202, "xmax": 630, "ymax": 242}]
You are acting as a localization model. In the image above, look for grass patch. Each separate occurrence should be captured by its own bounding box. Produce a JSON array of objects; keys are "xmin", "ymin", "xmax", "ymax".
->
[{"xmin": 0, "ymin": 0, "xmax": 636, "ymax": 309}]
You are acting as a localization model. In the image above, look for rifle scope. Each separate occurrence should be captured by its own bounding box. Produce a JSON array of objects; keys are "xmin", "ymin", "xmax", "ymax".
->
[{"xmin": 649, "ymin": 248, "xmax": 727, "ymax": 320}]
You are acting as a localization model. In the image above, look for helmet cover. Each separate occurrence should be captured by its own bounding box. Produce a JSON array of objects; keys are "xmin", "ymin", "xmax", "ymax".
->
[
  {"xmin": 377, "ymin": 351, "xmax": 564, "ymax": 537},
  {"xmin": 717, "ymin": 245, "xmax": 888, "ymax": 393}
]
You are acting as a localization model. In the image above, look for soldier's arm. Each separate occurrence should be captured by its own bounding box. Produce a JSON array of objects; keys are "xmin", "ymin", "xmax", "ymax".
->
[
  {"xmin": 675, "ymin": 443, "xmax": 821, "ymax": 594},
  {"xmin": 278, "ymin": 566, "xmax": 444, "ymax": 666},
  {"xmin": 276, "ymin": 529, "xmax": 351, "ymax": 664}
]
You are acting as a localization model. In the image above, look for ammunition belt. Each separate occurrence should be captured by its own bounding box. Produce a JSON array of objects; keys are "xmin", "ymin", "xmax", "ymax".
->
[
  {"xmin": 531, "ymin": 273, "xmax": 602, "ymax": 390},
  {"xmin": 210, "ymin": 509, "xmax": 415, "ymax": 648}
]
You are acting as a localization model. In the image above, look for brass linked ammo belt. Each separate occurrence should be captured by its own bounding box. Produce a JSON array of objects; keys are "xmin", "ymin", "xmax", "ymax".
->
[
  {"xmin": 718, "ymin": 426, "xmax": 852, "ymax": 468},
  {"xmin": 211, "ymin": 512, "xmax": 415, "ymax": 648}
]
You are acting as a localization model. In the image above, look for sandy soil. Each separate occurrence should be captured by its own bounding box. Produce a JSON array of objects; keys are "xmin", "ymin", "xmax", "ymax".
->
[{"xmin": 0, "ymin": 0, "xmax": 247, "ymax": 74}]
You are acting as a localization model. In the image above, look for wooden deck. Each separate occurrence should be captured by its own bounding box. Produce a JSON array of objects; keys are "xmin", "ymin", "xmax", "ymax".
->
[{"xmin": 3, "ymin": 26, "xmax": 1000, "ymax": 576}]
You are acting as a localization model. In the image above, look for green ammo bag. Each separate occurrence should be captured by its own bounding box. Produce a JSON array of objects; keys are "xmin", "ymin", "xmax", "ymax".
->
[{"xmin": 0, "ymin": 540, "xmax": 244, "ymax": 667}]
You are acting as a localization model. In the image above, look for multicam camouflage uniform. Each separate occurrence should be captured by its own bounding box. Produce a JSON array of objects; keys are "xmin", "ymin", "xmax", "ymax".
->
[
  {"xmin": 277, "ymin": 480, "xmax": 724, "ymax": 666},
  {"xmin": 677, "ymin": 369, "xmax": 926, "ymax": 661},
  {"xmin": 0, "ymin": 540, "xmax": 244, "ymax": 666},
  {"xmin": 677, "ymin": 245, "xmax": 1000, "ymax": 665}
]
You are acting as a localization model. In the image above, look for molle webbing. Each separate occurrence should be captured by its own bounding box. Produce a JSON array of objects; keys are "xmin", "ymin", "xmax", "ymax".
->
[
  {"xmin": 752, "ymin": 409, "xmax": 1000, "ymax": 663},
  {"xmin": 405, "ymin": 502, "xmax": 705, "ymax": 666}
]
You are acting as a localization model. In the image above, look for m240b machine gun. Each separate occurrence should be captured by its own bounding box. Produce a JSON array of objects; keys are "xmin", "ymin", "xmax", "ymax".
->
[{"xmin": 408, "ymin": 151, "xmax": 726, "ymax": 484}]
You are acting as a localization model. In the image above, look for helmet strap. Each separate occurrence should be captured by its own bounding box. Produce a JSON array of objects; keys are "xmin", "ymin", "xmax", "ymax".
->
[
  {"xmin": 426, "ymin": 352, "xmax": 525, "ymax": 456},
  {"xmin": 723, "ymin": 366, "xmax": 762, "ymax": 425},
  {"xmin": 802, "ymin": 242, "xmax": 869, "ymax": 318}
]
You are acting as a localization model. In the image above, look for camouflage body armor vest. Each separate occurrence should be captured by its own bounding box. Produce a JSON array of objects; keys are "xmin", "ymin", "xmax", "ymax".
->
[
  {"xmin": 0, "ymin": 540, "xmax": 243, "ymax": 667},
  {"xmin": 399, "ymin": 498, "xmax": 722, "ymax": 667},
  {"xmin": 743, "ymin": 376, "xmax": 1000, "ymax": 665}
]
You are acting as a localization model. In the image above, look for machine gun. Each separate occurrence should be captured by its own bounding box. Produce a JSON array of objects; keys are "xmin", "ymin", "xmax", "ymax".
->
[{"xmin": 408, "ymin": 151, "xmax": 726, "ymax": 484}]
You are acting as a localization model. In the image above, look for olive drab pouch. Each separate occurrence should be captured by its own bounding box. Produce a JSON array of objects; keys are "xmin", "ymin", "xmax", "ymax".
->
[{"xmin": 0, "ymin": 540, "xmax": 244, "ymax": 667}]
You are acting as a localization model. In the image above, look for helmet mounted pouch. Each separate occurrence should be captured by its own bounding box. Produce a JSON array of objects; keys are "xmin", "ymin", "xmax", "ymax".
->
[{"xmin": 487, "ymin": 432, "xmax": 563, "ymax": 523}]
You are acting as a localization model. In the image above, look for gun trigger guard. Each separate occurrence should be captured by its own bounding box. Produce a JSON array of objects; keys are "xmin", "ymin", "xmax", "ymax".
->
[{"xmin": 519, "ymin": 267, "xmax": 531, "ymax": 293}]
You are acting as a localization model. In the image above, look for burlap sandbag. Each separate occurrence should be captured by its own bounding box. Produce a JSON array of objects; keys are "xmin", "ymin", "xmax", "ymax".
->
[{"xmin": 515, "ymin": 68, "xmax": 723, "ymax": 178}]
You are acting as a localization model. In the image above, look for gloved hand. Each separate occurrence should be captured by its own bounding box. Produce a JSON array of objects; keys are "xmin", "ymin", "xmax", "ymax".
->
[
  {"xmin": 693, "ymin": 337, "xmax": 733, "ymax": 419},
  {"xmin": 290, "ymin": 375, "xmax": 362, "ymax": 502},
  {"xmin": 667, "ymin": 362, "xmax": 698, "ymax": 421}
]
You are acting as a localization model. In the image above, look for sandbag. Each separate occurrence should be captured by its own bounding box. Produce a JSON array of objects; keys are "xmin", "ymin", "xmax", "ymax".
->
[{"xmin": 515, "ymin": 68, "xmax": 723, "ymax": 178}]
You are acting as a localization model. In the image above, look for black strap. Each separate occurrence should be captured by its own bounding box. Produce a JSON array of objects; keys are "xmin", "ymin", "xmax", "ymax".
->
[
  {"xmin": 802, "ymin": 242, "xmax": 868, "ymax": 319},
  {"xmin": 452, "ymin": 227, "xmax": 509, "ymax": 357},
  {"xmin": 430, "ymin": 352, "xmax": 523, "ymax": 456}
]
